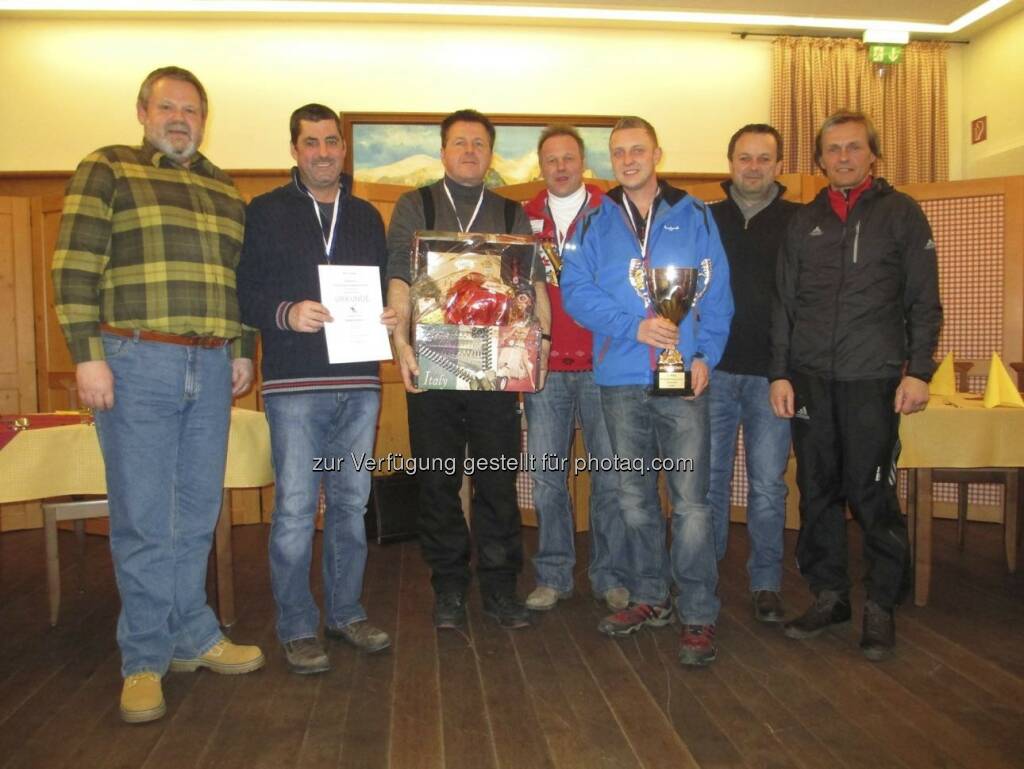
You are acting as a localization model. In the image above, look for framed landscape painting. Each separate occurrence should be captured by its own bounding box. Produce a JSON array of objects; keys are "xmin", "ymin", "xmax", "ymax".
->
[{"xmin": 341, "ymin": 112, "xmax": 618, "ymax": 187}]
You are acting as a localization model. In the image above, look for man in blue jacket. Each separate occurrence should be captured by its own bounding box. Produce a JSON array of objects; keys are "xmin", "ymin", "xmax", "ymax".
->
[
  {"xmin": 237, "ymin": 104, "xmax": 397, "ymax": 674},
  {"xmin": 562, "ymin": 117, "xmax": 733, "ymax": 666}
]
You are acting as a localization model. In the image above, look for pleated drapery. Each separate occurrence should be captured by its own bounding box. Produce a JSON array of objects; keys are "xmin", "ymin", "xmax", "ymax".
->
[{"xmin": 771, "ymin": 37, "xmax": 949, "ymax": 184}]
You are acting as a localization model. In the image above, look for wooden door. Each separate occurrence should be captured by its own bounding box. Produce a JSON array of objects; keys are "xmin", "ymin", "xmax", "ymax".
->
[
  {"xmin": 0, "ymin": 196, "xmax": 41, "ymax": 530},
  {"xmin": 30, "ymin": 194, "xmax": 75, "ymax": 412}
]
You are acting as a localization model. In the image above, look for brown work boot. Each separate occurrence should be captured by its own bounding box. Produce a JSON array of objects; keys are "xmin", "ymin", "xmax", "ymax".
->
[
  {"xmin": 169, "ymin": 637, "xmax": 266, "ymax": 674},
  {"xmin": 283, "ymin": 636, "xmax": 330, "ymax": 674},
  {"xmin": 120, "ymin": 672, "xmax": 166, "ymax": 724},
  {"xmin": 326, "ymin": 621, "xmax": 392, "ymax": 653}
]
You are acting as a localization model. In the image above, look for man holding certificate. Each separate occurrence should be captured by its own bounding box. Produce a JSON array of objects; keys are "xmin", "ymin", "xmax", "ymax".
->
[{"xmin": 237, "ymin": 103, "xmax": 397, "ymax": 675}]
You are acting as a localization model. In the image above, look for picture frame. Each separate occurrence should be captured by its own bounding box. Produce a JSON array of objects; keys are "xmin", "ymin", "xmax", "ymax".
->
[{"xmin": 341, "ymin": 112, "xmax": 619, "ymax": 188}]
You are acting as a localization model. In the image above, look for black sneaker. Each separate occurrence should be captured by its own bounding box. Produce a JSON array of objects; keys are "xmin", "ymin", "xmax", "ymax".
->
[
  {"xmin": 282, "ymin": 637, "xmax": 329, "ymax": 675},
  {"xmin": 860, "ymin": 600, "xmax": 895, "ymax": 661},
  {"xmin": 434, "ymin": 592, "xmax": 467, "ymax": 630},
  {"xmin": 482, "ymin": 592, "xmax": 531, "ymax": 629},
  {"xmin": 782, "ymin": 590, "xmax": 851, "ymax": 639},
  {"xmin": 752, "ymin": 590, "xmax": 785, "ymax": 624}
]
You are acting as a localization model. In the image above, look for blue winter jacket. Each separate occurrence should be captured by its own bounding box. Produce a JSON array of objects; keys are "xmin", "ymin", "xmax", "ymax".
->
[{"xmin": 561, "ymin": 181, "xmax": 734, "ymax": 387}]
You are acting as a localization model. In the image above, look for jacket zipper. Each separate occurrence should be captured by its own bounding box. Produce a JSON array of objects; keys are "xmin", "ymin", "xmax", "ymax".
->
[
  {"xmin": 852, "ymin": 220, "xmax": 861, "ymax": 264},
  {"xmin": 829, "ymin": 220, "xmax": 847, "ymax": 376}
]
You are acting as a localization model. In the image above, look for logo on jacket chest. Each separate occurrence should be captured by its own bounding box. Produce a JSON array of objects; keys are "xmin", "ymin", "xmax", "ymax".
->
[{"xmin": 629, "ymin": 258, "xmax": 650, "ymax": 308}]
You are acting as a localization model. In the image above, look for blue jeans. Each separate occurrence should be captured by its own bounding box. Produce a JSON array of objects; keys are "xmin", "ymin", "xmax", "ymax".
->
[
  {"xmin": 94, "ymin": 333, "xmax": 231, "ymax": 677},
  {"xmin": 525, "ymin": 371, "xmax": 627, "ymax": 595},
  {"xmin": 708, "ymin": 370, "xmax": 791, "ymax": 592},
  {"xmin": 600, "ymin": 386, "xmax": 719, "ymax": 625},
  {"xmin": 263, "ymin": 390, "xmax": 380, "ymax": 643}
]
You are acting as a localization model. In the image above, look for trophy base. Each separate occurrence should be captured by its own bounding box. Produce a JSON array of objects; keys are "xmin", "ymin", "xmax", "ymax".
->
[{"xmin": 652, "ymin": 367, "xmax": 693, "ymax": 397}]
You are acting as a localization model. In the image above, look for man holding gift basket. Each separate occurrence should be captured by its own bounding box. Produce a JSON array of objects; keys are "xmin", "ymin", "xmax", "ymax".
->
[{"xmin": 386, "ymin": 109, "xmax": 550, "ymax": 630}]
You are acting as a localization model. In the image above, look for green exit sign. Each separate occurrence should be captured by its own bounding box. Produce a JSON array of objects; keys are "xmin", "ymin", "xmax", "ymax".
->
[{"xmin": 868, "ymin": 44, "xmax": 904, "ymax": 64}]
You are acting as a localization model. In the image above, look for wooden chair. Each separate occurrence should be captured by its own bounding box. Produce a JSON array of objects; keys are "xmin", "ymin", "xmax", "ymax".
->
[
  {"xmin": 42, "ymin": 383, "xmax": 236, "ymax": 627},
  {"xmin": 930, "ymin": 361, "xmax": 1023, "ymax": 571},
  {"xmin": 42, "ymin": 498, "xmax": 110, "ymax": 625}
]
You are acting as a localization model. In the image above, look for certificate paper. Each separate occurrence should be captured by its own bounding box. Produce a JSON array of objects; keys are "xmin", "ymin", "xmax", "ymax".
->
[{"xmin": 318, "ymin": 265, "xmax": 392, "ymax": 364}]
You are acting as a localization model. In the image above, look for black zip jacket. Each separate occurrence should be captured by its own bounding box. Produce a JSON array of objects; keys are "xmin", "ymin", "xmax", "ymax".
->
[
  {"xmin": 237, "ymin": 170, "xmax": 388, "ymax": 395},
  {"xmin": 711, "ymin": 181, "xmax": 799, "ymax": 378},
  {"xmin": 770, "ymin": 177, "xmax": 942, "ymax": 383}
]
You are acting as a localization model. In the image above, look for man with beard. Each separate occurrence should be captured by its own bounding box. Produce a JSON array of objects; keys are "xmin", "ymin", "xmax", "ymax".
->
[
  {"xmin": 386, "ymin": 109, "xmax": 550, "ymax": 630},
  {"xmin": 53, "ymin": 66, "xmax": 264, "ymax": 724}
]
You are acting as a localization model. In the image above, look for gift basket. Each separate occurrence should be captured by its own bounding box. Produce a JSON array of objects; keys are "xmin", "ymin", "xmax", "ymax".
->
[{"xmin": 410, "ymin": 231, "xmax": 542, "ymax": 391}]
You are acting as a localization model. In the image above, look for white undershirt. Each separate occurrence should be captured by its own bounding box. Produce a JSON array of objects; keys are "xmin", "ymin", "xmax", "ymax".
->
[{"xmin": 547, "ymin": 185, "xmax": 588, "ymax": 250}]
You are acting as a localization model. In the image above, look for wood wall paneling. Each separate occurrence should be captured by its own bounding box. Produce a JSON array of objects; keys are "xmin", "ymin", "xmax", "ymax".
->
[{"xmin": 3, "ymin": 173, "xmax": 1022, "ymax": 534}]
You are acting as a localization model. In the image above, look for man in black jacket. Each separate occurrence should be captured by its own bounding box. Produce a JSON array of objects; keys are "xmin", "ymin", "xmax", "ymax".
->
[
  {"xmin": 709, "ymin": 124, "xmax": 799, "ymax": 625},
  {"xmin": 237, "ymin": 104, "xmax": 397, "ymax": 674},
  {"xmin": 769, "ymin": 111, "xmax": 941, "ymax": 660}
]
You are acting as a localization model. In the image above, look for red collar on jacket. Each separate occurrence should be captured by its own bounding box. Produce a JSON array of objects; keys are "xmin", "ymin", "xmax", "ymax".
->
[
  {"xmin": 523, "ymin": 183, "xmax": 604, "ymax": 235},
  {"xmin": 827, "ymin": 175, "xmax": 872, "ymax": 223}
]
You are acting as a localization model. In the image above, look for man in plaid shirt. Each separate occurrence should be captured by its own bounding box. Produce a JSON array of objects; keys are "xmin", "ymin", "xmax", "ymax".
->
[{"xmin": 53, "ymin": 66, "xmax": 264, "ymax": 724}]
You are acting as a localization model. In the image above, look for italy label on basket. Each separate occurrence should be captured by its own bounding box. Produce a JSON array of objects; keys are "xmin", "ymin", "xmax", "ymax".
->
[{"xmin": 410, "ymin": 231, "xmax": 542, "ymax": 392}]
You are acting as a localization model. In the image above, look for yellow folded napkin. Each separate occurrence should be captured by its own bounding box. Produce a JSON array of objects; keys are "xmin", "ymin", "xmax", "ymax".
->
[
  {"xmin": 983, "ymin": 352, "xmax": 1024, "ymax": 408},
  {"xmin": 929, "ymin": 352, "xmax": 956, "ymax": 396}
]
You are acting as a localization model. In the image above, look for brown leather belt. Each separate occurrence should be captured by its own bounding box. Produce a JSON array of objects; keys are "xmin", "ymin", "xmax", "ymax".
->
[{"xmin": 100, "ymin": 324, "xmax": 230, "ymax": 349}]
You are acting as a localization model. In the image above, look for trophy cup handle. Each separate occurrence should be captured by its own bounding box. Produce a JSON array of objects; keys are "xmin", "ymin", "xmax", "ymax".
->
[{"xmin": 693, "ymin": 258, "xmax": 712, "ymax": 304}]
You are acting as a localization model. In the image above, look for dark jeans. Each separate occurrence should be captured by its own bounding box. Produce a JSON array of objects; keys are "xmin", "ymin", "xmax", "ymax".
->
[
  {"xmin": 790, "ymin": 372, "xmax": 910, "ymax": 608},
  {"xmin": 406, "ymin": 390, "xmax": 523, "ymax": 596}
]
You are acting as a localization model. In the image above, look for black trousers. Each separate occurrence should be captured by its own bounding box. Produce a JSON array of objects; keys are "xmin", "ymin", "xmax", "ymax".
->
[
  {"xmin": 790, "ymin": 372, "xmax": 910, "ymax": 608},
  {"xmin": 406, "ymin": 390, "xmax": 524, "ymax": 596}
]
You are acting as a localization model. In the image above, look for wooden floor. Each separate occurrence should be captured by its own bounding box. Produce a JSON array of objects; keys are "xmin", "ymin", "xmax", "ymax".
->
[{"xmin": 1, "ymin": 519, "xmax": 1023, "ymax": 769}]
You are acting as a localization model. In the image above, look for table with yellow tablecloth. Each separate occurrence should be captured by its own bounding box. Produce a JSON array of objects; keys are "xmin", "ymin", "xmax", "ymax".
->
[
  {"xmin": 0, "ymin": 408, "xmax": 273, "ymax": 625},
  {"xmin": 899, "ymin": 394, "xmax": 1024, "ymax": 606}
]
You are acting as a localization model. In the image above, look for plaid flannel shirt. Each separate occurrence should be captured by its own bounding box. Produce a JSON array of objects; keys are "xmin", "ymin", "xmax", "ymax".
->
[{"xmin": 52, "ymin": 141, "xmax": 255, "ymax": 363}]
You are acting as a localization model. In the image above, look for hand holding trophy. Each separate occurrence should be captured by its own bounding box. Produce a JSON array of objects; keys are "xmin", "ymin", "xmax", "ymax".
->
[{"xmin": 645, "ymin": 260, "xmax": 711, "ymax": 396}]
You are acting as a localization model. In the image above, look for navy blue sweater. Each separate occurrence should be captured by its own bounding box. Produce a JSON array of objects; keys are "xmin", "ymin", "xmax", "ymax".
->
[{"xmin": 237, "ymin": 171, "xmax": 388, "ymax": 394}]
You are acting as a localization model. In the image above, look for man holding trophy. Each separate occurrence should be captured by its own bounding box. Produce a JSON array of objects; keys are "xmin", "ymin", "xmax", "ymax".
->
[{"xmin": 561, "ymin": 117, "xmax": 733, "ymax": 667}]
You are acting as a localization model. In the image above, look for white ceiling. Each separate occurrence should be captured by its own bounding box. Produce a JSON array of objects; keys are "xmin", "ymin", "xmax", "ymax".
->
[
  {"xmin": 457, "ymin": 0, "xmax": 984, "ymax": 23},
  {"xmin": 1, "ymin": 0, "xmax": 1021, "ymax": 38}
]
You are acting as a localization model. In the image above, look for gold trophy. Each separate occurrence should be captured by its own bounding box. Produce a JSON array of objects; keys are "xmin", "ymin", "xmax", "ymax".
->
[{"xmin": 645, "ymin": 261, "xmax": 711, "ymax": 396}]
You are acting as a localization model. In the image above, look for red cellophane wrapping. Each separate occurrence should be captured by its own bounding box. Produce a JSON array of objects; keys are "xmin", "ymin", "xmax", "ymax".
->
[{"xmin": 442, "ymin": 272, "xmax": 512, "ymax": 326}]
